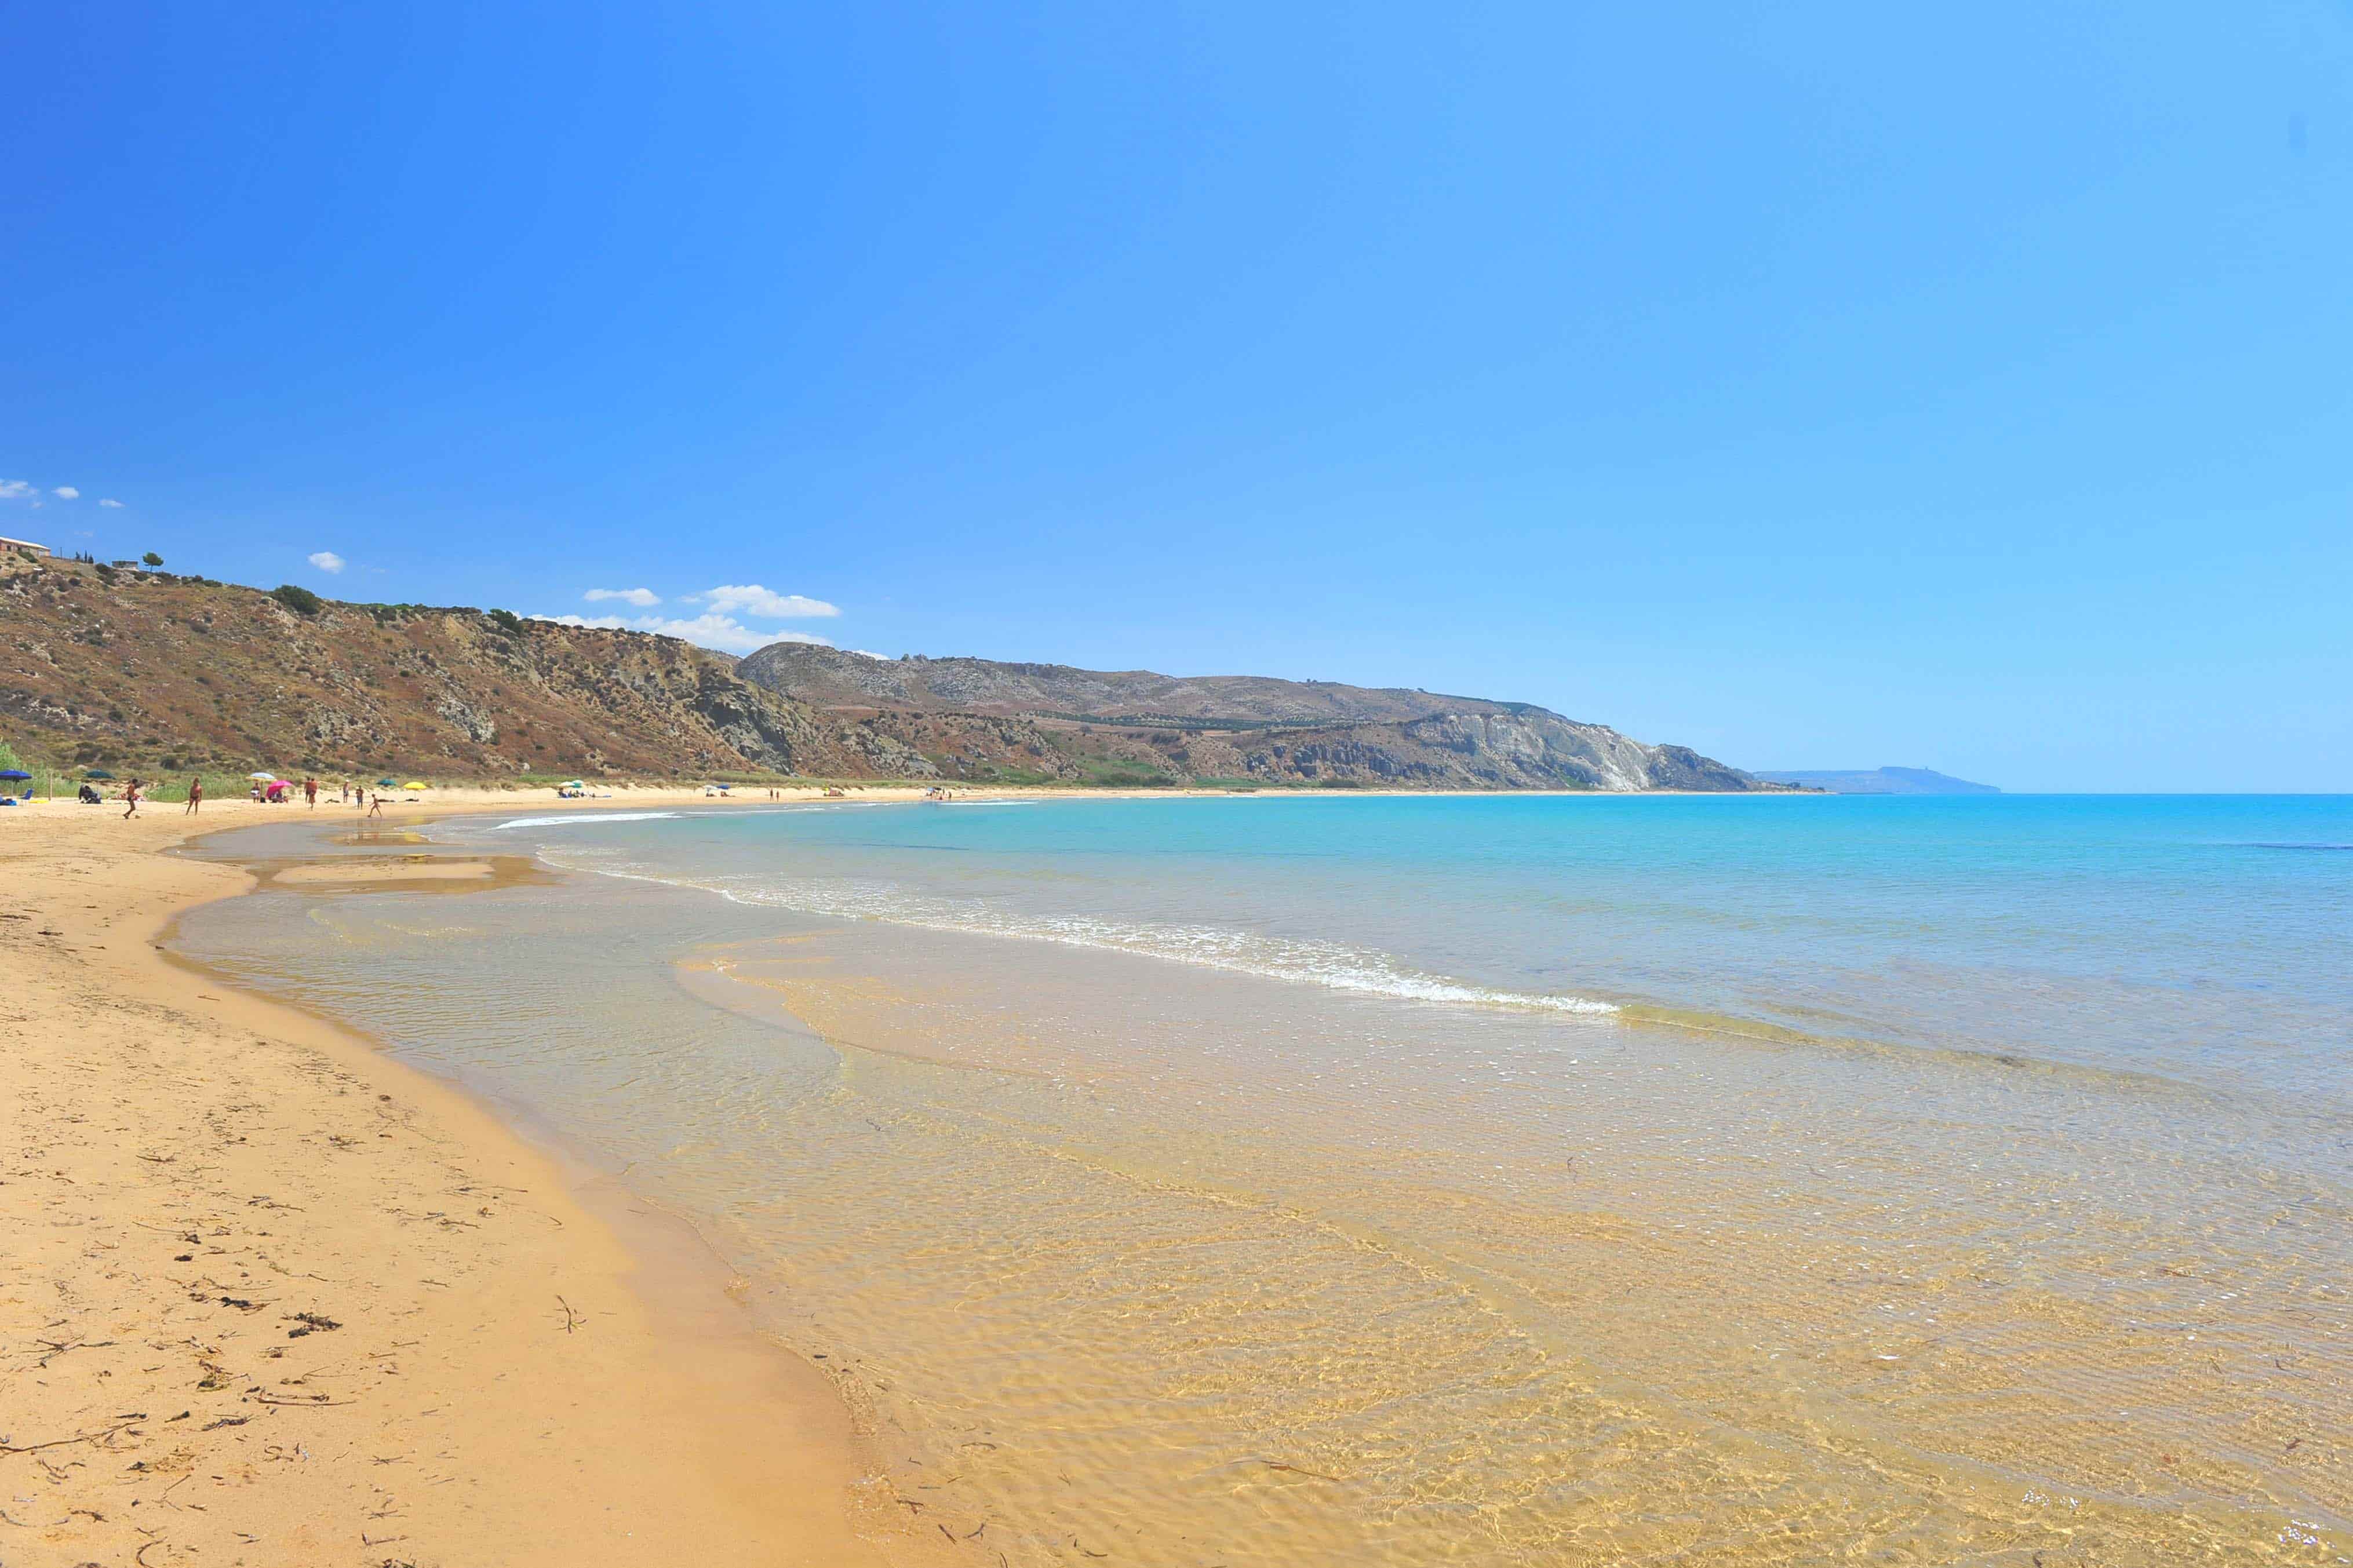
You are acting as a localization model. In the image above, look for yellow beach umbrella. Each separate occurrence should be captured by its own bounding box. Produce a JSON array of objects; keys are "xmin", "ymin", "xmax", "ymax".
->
[{"xmin": 402, "ymin": 781, "xmax": 429, "ymax": 791}]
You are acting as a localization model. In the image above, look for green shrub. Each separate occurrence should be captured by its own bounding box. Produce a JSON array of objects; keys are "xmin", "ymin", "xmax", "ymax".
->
[
  {"xmin": 271, "ymin": 584, "xmax": 323, "ymax": 615},
  {"xmin": 1076, "ymin": 758, "xmax": 1176, "ymax": 787}
]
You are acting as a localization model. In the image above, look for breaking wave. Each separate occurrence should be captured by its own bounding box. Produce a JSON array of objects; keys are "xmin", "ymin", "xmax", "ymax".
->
[{"xmin": 489, "ymin": 811, "xmax": 683, "ymax": 830}]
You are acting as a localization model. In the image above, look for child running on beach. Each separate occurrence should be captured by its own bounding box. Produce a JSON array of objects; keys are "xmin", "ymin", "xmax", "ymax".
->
[
  {"xmin": 121, "ymin": 778, "xmax": 141, "ymax": 819},
  {"xmin": 184, "ymin": 776, "xmax": 203, "ymax": 814},
  {"xmin": 366, "ymin": 791, "xmax": 384, "ymax": 818}
]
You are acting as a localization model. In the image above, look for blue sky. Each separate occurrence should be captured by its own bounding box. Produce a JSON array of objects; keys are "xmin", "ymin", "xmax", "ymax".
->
[{"xmin": 6, "ymin": 5, "xmax": 2348, "ymax": 790}]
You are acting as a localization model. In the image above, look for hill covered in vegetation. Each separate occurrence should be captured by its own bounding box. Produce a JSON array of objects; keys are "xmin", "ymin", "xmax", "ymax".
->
[
  {"xmin": 2, "ymin": 558, "xmax": 1770, "ymax": 792},
  {"xmin": 0, "ymin": 558, "xmax": 928, "ymax": 781},
  {"xmin": 740, "ymin": 644, "xmax": 1769, "ymax": 792}
]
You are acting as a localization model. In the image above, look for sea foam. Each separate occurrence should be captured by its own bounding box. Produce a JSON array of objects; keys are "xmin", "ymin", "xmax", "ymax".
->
[{"xmin": 489, "ymin": 811, "xmax": 683, "ymax": 830}]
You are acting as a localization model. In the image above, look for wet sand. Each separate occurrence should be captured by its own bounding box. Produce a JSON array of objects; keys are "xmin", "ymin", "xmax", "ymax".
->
[
  {"xmin": 0, "ymin": 795, "xmax": 925, "ymax": 1565},
  {"xmin": 273, "ymin": 857, "xmax": 498, "ymax": 883}
]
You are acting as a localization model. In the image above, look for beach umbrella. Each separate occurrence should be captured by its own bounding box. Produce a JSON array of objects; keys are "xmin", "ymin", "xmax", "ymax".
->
[
  {"xmin": 83, "ymin": 769, "xmax": 115, "ymax": 779},
  {"xmin": 376, "ymin": 776, "xmax": 399, "ymax": 787},
  {"xmin": 0, "ymin": 770, "xmax": 30, "ymax": 781},
  {"xmin": 248, "ymin": 771, "xmax": 276, "ymax": 781},
  {"xmin": 402, "ymin": 781, "xmax": 428, "ymax": 790}
]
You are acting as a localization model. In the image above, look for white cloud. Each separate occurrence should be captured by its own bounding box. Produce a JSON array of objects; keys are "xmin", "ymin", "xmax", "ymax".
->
[
  {"xmin": 52, "ymin": 486, "xmax": 79, "ymax": 499},
  {"xmin": 850, "ymin": 649, "xmax": 893, "ymax": 659},
  {"xmin": 529, "ymin": 610, "xmax": 833, "ymax": 656},
  {"xmin": 0, "ymin": 480, "xmax": 32, "ymax": 501},
  {"xmin": 584, "ymin": 586, "xmax": 660, "ymax": 607},
  {"xmin": 307, "ymin": 550, "xmax": 346, "ymax": 574},
  {"xmin": 99, "ymin": 498, "xmax": 123, "ymax": 508},
  {"xmin": 643, "ymin": 613, "xmax": 832, "ymax": 654},
  {"xmin": 692, "ymin": 584, "xmax": 840, "ymax": 619}
]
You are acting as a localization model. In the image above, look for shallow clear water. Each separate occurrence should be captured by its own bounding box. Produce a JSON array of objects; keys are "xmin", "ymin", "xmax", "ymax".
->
[
  {"xmin": 180, "ymin": 796, "xmax": 2353, "ymax": 1564},
  {"xmin": 481, "ymin": 794, "xmax": 2353, "ymax": 1106}
]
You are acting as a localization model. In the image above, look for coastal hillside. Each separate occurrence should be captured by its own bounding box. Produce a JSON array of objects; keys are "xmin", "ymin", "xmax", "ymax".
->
[
  {"xmin": 741, "ymin": 643, "xmax": 1767, "ymax": 792},
  {"xmin": 0, "ymin": 557, "xmax": 931, "ymax": 779},
  {"xmin": 0, "ymin": 556, "xmax": 1768, "ymax": 792},
  {"xmin": 741, "ymin": 646, "xmax": 1520, "ymax": 725}
]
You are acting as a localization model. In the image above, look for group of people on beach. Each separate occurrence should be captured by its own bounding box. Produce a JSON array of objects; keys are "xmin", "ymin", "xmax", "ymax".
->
[
  {"xmin": 233, "ymin": 777, "xmax": 399, "ymax": 813},
  {"xmin": 95, "ymin": 774, "xmax": 399, "ymax": 819}
]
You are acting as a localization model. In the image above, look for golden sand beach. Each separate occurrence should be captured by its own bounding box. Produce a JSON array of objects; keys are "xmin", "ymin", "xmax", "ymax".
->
[{"xmin": 0, "ymin": 788, "xmax": 948, "ymax": 1566}]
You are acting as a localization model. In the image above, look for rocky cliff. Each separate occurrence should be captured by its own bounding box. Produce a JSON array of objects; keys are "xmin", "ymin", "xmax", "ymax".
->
[
  {"xmin": 0, "ymin": 560, "xmax": 933, "ymax": 779},
  {"xmin": 739, "ymin": 644, "xmax": 1765, "ymax": 792}
]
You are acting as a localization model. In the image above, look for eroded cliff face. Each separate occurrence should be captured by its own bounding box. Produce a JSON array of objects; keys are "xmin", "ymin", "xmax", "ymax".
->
[
  {"xmin": 1150, "ymin": 712, "xmax": 1754, "ymax": 791},
  {"xmin": 0, "ymin": 562, "xmax": 929, "ymax": 778},
  {"xmin": 739, "ymin": 643, "xmax": 1766, "ymax": 792}
]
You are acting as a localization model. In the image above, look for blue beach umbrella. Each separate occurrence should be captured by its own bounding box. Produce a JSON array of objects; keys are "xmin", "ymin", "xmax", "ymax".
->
[{"xmin": 0, "ymin": 770, "xmax": 30, "ymax": 781}]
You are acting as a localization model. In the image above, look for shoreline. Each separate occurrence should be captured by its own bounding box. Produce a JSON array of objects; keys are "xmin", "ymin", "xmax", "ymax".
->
[
  {"xmin": 30, "ymin": 787, "xmax": 2343, "ymax": 1561},
  {"xmin": 0, "ymin": 795, "xmax": 937, "ymax": 1566}
]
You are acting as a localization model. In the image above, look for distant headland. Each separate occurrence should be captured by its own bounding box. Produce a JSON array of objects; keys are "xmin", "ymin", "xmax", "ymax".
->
[{"xmin": 1753, "ymin": 766, "xmax": 1999, "ymax": 795}]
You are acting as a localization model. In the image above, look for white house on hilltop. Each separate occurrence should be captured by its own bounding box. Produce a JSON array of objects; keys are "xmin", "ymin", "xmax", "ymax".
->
[{"xmin": 1, "ymin": 536, "xmax": 52, "ymax": 560}]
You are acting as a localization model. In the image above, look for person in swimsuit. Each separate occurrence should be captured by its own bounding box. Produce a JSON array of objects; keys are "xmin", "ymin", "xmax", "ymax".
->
[{"xmin": 184, "ymin": 776, "xmax": 203, "ymax": 814}]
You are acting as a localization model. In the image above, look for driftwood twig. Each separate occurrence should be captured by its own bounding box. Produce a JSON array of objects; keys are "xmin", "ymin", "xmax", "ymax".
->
[{"xmin": 0, "ymin": 1419, "xmax": 137, "ymax": 1455}]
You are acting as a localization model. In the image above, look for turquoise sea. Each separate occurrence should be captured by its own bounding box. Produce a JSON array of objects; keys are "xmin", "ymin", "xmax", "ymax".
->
[{"xmin": 183, "ymin": 793, "xmax": 2353, "ymax": 1565}]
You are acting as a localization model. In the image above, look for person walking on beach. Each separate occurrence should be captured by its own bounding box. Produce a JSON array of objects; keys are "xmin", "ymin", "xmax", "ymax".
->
[
  {"xmin": 121, "ymin": 778, "xmax": 142, "ymax": 819},
  {"xmin": 366, "ymin": 790, "xmax": 384, "ymax": 818},
  {"xmin": 184, "ymin": 775, "xmax": 203, "ymax": 814},
  {"xmin": 304, "ymin": 776, "xmax": 318, "ymax": 808}
]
